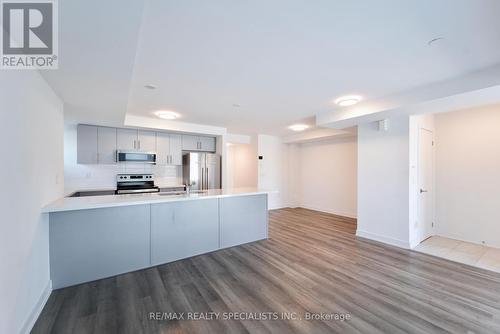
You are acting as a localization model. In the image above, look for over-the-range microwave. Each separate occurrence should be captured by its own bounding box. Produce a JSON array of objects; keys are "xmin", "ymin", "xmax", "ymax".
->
[{"xmin": 116, "ymin": 150, "xmax": 156, "ymax": 164}]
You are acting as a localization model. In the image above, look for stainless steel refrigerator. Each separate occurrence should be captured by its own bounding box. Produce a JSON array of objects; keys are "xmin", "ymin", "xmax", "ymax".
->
[{"xmin": 182, "ymin": 152, "xmax": 221, "ymax": 190}]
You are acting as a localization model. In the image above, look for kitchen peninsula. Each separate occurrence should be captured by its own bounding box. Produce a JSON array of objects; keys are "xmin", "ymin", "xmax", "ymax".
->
[{"xmin": 43, "ymin": 189, "xmax": 269, "ymax": 289}]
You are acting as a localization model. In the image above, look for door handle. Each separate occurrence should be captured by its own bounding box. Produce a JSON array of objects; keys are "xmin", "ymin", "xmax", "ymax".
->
[
  {"xmin": 206, "ymin": 168, "xmax": 209, "ymax": 189},
  {"xmin": 420, "ymin": 188, "xmax": 428, "ymax": 193},
  {"xmin": 201, "ymin": 168, "xmax": 204, "ymax": 190}
]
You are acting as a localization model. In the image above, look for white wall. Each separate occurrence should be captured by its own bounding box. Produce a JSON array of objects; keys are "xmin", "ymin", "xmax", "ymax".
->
[
  {"xmin": 296, "ymin": 137, "xmax": 357, "ymax": 218},
  {"xmin": 0, "ymin": 71, "xmax": 64, "ymax": 334},
  {"xmin": 257, "ymin": 135, "xmax": 289, "ymax": 209},
  {"xmin": 64, "ymin": 124, "xmax": 182, "ymax": 194},
  {"xmin": 226, "ymin": 142, "xmax": 258, "ymax": 189},
  {"xmin": 287, "ymin": 144, "xmax": 301, "ymax": 208},
  {"xmin": 435, "ymin": 105, "xmax": 500, "ymax": 248},
  {"xmin": 357, "ymin": 116, "xmax": 411, "ymax": 248},
  {"xmin": 255, "ymin": 134, "xmax": 357, "ymax": 216}
]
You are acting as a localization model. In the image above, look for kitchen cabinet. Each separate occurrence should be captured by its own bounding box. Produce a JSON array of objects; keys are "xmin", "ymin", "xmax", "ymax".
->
[
  {"xmin": 77, "ymin": 125, "xmax": 117, "ymax": 164},
  {"xmin": 77, "ymin": 123, "xmax": 216, "ymax": 164},
  {"xmin": 156, "ymin": 132, "xmax": 170, "ymax": 165},
  {"xmin": 199, "ymin": 136, "xmax": 216, "ymax": 152},
  {"xmin": 117, "ymin": 129, "xmax": 156, "ymax": 152},
  {"xmin": 156, "ymin": 133, "xmax": 182, "ymax": 165},
  {"xmin": 182, "ymin": 135, "xmax": 216, "ymax": 152},
  {"xmin": 138, "ymin": 130, "xmax": 156, "ymax": 152},
  {"xmin": 220, "ymin": 194, "xmax": 268, "ymax": 248},
  {"xmin": 77, "ymin": 125, "xmax": 98, "ymax": 164},
  {"xmin": 117, "ymin": 128, "xmax": 137, "ymax": 151},
  {"xmin": 170, "ymin": 134, "xmax": 182, "ymax": 165},
  {"xmin": 181, "ymin": 135, "xmax": 199, "ymax": 151},
  {"xmin": 151, "ymin": 199, "xmax": 219, "ymax": 265},
  {"xmin": 48, "ymin": 193, "xmax": 269, "ymax": 288},
  {"xmin": 97, "ymin": 127, "xmax": 117, "ymax": 164},
  {"xmin": 50, "ymin": 205, "xmax": 150, "ymax": 288}
]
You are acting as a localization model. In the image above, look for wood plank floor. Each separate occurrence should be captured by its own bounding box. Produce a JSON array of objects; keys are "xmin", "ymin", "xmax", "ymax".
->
[{"xmin": 32, "ymin": 208, "xmax": 500, "ymax": 334}]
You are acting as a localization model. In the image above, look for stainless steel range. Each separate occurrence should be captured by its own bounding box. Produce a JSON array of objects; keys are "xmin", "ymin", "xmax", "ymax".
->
[{"xmin": 115, "ymin": 174, "xmax": 159, "ymax": 194}]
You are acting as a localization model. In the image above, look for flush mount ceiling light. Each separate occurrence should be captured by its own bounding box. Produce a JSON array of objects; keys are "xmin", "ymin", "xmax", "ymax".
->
[
  {"xmin": 144, "ymin": 84, "xmax": 157, "ymax": 90},
  {"xmin": 334, "ymin": 95, "xmax": 362, "ymax": 107},
  {"xmin": 154, "ymin": 110, "xmax": 180, "ymax": 120},
  {"xmin": 289, "ymin": 124, "xmax": 309, "ymax": 131}
]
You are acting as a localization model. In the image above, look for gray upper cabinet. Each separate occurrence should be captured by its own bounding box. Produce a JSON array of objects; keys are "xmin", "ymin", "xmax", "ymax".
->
[
  {"xmin": 77, "ymin": 124, "xmax": 215, "ymax": 164},
  {"xmin": 156, "ymin": 132, "xmax": 170, "ymax": 165},
  {"xmin": 182, "ymin": 135, "xmax": 216, "ymax": 152},
  {"xmin": 117, "ymin": 128, "xmax": 137, "ymax": 151},
  {"xmin": 138, "ymin": 130, "xmax": 156, "ymax": 152},
  {"xmin": 77, "ymin": 125, "xmax": 98, "ymax": 164},
  {"xmin": 117, "ymin": 129, "xmax": 156, "ymax": 152},
  {"xmin": 170, "ymin": 134, "xmax": 182, "ymax": 165},
  {"xmin": 78, "ymin": 125, "xmax": 117, "ymax": 165},
  {"xmin": 156, "ymin": 133, "xmax": 182, "ymax": 165},
  {"xmin": 97, "ymin": 127, "xmax": 117, "ymax": 164},
  {"xmin": 181, "ymin": 135, "xmax": 199, "ymax": 151},
  {"xmin": 199, "ymin": 136, "xmax": 216, "ymax": 152}
]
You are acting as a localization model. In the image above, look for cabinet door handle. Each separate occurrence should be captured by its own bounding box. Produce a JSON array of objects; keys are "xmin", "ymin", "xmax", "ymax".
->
[
  {"xmin": 133, "ymin": 140, "xmax": 136, "ymax": 149},
  {"xmin": 138, "ymin": 140, "xmax": 140, "ymax": 150}
]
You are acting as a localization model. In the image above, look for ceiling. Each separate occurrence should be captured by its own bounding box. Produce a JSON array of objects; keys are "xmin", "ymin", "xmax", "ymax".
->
[{"xmin": 42, "ymin": 0, "xmax": 500, "ymax": 135}]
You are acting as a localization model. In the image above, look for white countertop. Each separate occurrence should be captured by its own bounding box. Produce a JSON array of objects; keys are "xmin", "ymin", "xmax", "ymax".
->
[{"xmin": 42, "ymin": 188, "xmax": 273, "ymax": 213}]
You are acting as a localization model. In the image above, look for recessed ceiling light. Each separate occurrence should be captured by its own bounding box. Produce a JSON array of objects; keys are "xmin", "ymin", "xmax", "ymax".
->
[
  {"xmin": 154, "ymin": 110, "xmax": 180, "ymax": 120},
  {"xmin": 289, "ymin": 124, "xmax": 309, "ymax": 131},
  {"xmin": 144, "ymin": 84, "xmax": 157, "ymax": 90},
  {"xmin": 334, "ymin": 95, "xmax": 362, "ymax": 107}
]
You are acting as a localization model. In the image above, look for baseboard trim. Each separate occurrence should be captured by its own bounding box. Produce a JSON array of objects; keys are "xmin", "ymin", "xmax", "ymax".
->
[
  {"xmin": 356, "ymin": 230, "xmax": 410, "ymax": 249},
  {"xmin": 20, "ymin": 280, "xmax": 52, "ymax": 334},
  {"xmin": 298, "ymin": 205, "xmax": 357, "ymax": 219}
]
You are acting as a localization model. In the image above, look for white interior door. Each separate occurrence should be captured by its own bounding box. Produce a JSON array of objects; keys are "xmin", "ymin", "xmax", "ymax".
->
[{"xmin": 417, "ymin": 128, "xmax": 434, "ymax": 243}]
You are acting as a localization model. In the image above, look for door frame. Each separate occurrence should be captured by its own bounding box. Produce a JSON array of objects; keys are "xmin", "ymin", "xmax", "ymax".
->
[{"xmin": 416, "ymin": 127, "xmax": 435, "ymax": 244}]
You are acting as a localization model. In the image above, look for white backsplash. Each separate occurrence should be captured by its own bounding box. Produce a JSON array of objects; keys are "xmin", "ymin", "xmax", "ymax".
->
[
  {"xmin": 64, "ymin": 163, "xmax": 183, "ymax": 194},
  {"xmin": 64, "ymin": 124, "xmax": 183, "ymax": 195}
]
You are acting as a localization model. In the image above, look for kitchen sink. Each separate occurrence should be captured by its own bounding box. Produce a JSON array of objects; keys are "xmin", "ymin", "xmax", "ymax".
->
[
  {"xmin": 157, "ymin": 190, "xmax": 208, "ymax": 196},
  {"xmin": 157, "ymin": 191, "xmax": 186, "ymax": 196}
]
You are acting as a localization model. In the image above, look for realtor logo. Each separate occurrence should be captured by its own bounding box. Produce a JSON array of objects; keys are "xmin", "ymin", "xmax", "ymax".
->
[{"xmin": 1, "ymin": 0, "xmax": 58, "ymax": 69}]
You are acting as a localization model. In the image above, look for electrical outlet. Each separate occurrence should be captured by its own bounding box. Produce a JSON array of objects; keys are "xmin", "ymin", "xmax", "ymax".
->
[{"xmin": 85, "ymin": 172, "xmax": 91, "ymax": 179}]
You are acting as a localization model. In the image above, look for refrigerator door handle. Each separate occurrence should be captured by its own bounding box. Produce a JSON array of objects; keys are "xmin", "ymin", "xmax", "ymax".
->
[
  {"xmin": 206, "ymin": 167, "xmax": 209, "ymax": 189},
  {"xmin": 201, "ymin": 167, "xmax": 204, "ymax": 190}
]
